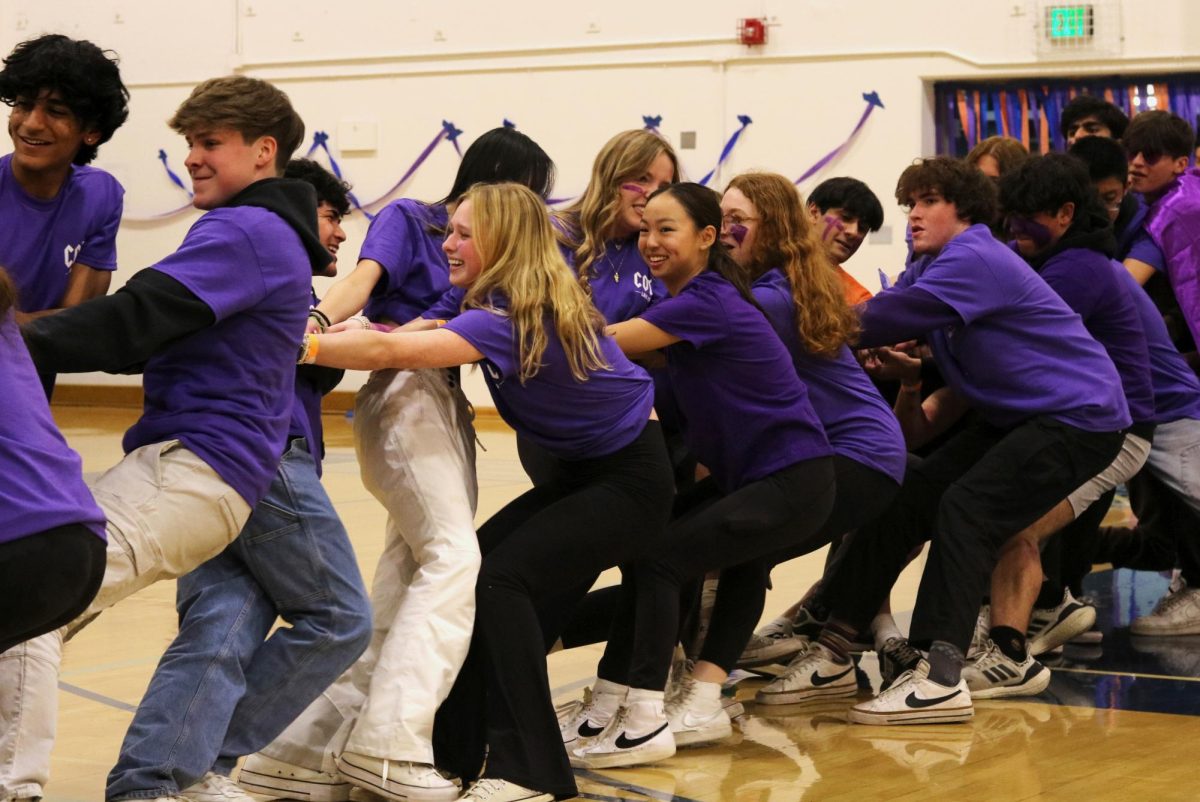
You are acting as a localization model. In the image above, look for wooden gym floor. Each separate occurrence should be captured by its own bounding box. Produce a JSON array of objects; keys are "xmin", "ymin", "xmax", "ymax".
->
[{"xmin": 38, "ymin": 406, "xmax": 1200, "ymax": 801}]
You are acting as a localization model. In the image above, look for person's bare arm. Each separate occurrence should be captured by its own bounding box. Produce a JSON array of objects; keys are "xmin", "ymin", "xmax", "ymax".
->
[
  {"xmin": 15, "ymin": 263, "xmax": 112, "ymax": 324},
  {"xmin": 303, "ymin": 327, "xmax": 483, "ymax": 371},
  {"xmin": 606, "ymin": 318, "xmax": 680, "ymax": 356}
]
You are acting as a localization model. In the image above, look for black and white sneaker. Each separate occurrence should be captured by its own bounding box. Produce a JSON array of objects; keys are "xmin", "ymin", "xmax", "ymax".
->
[
  {"xmin": 847, "ymin": 660, "xmax": 972, "ymax": 726},
  {"xmin": 878, "ymin": 636, "xmax": 924, "ymax": 690},
  {"xmin": 571, "ymin": 695, "xmax": 676, "ymax": 769},
  {"xmin": 1027, "ymin": 588, "xmax": 1096, "ymax": 656},
  {"xmin": 755, "ymin": 642, "xmax": 856, "ymax": 705},
  {"xmin": 558, "ymin": 681, "xmax": 625, "ymax": 749},
  {"xmin": 961, "ymin": 639, "xmax": 1051, "ymax": 699}
]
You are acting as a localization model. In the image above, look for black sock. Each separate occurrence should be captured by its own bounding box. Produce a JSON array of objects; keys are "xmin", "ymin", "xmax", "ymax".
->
[
  {"xmin": 926, "ymin": 641, "xmax": 964, "ymax": 686},
  {"xmin": 989, "ymin": 625, "xmax": 1027, "ymax": 662}
]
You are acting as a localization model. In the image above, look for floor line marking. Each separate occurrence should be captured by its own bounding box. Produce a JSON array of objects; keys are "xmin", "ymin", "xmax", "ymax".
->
[
  {"xmin": 58, "ymin": 681, "xmax": 138, "ymax": 712},
  {"xmin": 1052, "ymin": 666, "xmax": 1200, "ymax": 684},
  {"xmin": 576, "ymin": 769, "xmax": 705, "ymax": 802}
]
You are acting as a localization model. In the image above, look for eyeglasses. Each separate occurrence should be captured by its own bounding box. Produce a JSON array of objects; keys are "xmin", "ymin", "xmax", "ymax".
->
[{"xmin": 721, "ymin": 214, "xmax": 759, "ymax": 229}]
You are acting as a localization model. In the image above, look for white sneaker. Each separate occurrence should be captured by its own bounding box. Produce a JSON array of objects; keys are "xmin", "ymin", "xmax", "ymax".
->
[
  {"xmin": 738, "ymin": 613, "xmax": 810, "ymax": 667},
  {"xmin": 721, "ymin": 686, "xmax": 745, "ymax": 720},
  {"xmin": 847, "ymin": 660, "xmax": 972, "ymax": 725},
  {"xmin": 664, "ymin": 677, "xmax": 731, "ymax": 746},
  {"xmin": 1027, "ymin": 588, "xmax": 1096, "ymax": 655},
  {"xmin": 558, "ymin": 680, "xmax": 625, "ymax": 749},
  {"xmin": 457, "ymin": 778, "xmax": 553, "ymax": 801},
  {"xmin": 238, "ymin": 754, "xmax": 351, "ymax": 802},
  {"xmin": 1132, "ymin": 579, "xmax": 1200, "ymax": 636},
  {"xmin": 877, "ymin": 637, "xmax": 925, "ymax": 690},
  {"xmin": 572, "ymin": 694, "xmax": 675, "ymax": 769},
  {"xmin": 755, "ymin": 642, "xmax": 856, "ymax": 705},
  {"xmin": 182, "ymin": 772, "xmax": 255, "ymax": 801},
  {"xmin": 335, "ymin": 752, "xmax": 459, "ymax": 801},
  {"xmin": 961, "ymin": 639, "xmax": 1051, "ymax": 699}
]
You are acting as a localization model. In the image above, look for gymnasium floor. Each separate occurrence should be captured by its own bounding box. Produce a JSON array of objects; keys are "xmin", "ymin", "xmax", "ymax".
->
[{"xmin": 43, "ymin": 406, "xmax": 1200, "ymax": 801}]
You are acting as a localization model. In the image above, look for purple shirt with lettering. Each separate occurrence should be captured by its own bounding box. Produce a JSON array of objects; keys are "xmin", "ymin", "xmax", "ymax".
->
[
  {"xmin": 123, "ymin": 206, "xmax": 311, "ymax": 506},
  {"xmin": 0, "ymin": 154, "xmax": 123, "ymax": 312},
  {"xmin": 0, "ymin": 314, "xmax": 105, "ymax": 544},
  {"xmin": 753, "ymin": 268, "xmax": 905, "ymax": 484},
  {"xmin": 640, "ymin": 270, "xmax": 832, "ymax": 492},
  {"xmin": 445, "ymin": 304, "xmax": 654, "ymax": 459},
  {"xmin": 360, "ymin": 199, "xmax": 450, "ymax": 325}
]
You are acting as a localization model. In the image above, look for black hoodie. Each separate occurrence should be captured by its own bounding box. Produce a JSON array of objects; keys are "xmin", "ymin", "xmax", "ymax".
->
[{"xmin": 24, "ymin": 177, "xmax": 332, "ymax": 375}]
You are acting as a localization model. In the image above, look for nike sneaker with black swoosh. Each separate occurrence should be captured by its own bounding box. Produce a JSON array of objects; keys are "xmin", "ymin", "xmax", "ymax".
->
[
  {"xmin": 961, "ymin": 639, "xmax": 1051, "ymax": 699},
  {"xmin": 755, "ymin": 642, "xmax": 857, "ymax": 705},
  {"xmin": 557, "ymin": 680, "xmax": 626, "ymax": 749},
  {"xmin": 572, "ymin": 692, "xmax": 676, "ymax": 769},
  {"xmin": 847, "ymin": 659, "xmax": 973, "ymax": 725},
  {"xmin": 664, "ymin": 676, "xmax": 732, "ymax": 746}
]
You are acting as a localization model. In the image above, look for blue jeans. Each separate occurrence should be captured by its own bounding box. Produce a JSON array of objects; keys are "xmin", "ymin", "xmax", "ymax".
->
[{"xmin": 106, "ymin": 438, "xmax": 372, "ymax": 800}]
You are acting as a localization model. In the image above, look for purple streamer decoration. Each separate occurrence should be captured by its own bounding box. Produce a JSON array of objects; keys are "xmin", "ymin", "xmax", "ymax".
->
[
  {"xmin": 877, "ymin": 268, "xmax": 891, "ymax": 290},
  {"xmin": 442, "ymin": 120, "xmax": 464, "ymax": 157},
  {"xmin": 795, "ymin": 91, "xmax": 884, "ymax": 185},
  {"xmin": 643, "ymin": 114, "xmax": 663, "ymax": 131},
  {"xmin": 157, "ymin": 149, "xmax": 192, "ymax": 197},
  {"xmin": 503, "ymin": 118, "xmax": 516, "ymax": 128},
  {"xmin": 699, "ymin": 115, "xmax": 753, "ymax": 186},
  {"xmin": 305, "ymin": 131, "xmax": 373, "ymax": 219}
]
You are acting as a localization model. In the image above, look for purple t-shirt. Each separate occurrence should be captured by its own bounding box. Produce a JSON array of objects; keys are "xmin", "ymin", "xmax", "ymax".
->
[
  {"xmin": 422, "ymin": 285, "xmax": 466, "ymax": 321},
  {"xmin": 444, "ymin": 306, "xmax": 654, "ymax": 459},
  {"xmin": 885, "ymin": 225, "xmax": 1130, "ymax": 432},
  {"xmin": 1114, "ymin": 264, "xmax": 1200, "ymax": 423},
  {"xmin": 0, "ymin": 154, "xmax": 123, "ymax": 312},
  {"xmin": 123, "ymin": 207, "xmax": 312, "ymax": 506},
  {"xmin": 0, "ymin": 314, "xmax": 105, "ymax": 545},
  {"xmin": 360, "ymin": 199, "xmax": 450, "ymax": 325},
  {"xmin": 640, "ymin": 271, "xmax": 832, "ymax": 492},
  {"xmin": 1032, "ymin": 246, "xmax": 1155, "ymax": 425},
  {"xmin": 561, "ymin": 233, "xmax": 663, "ymax": 323},
  {"xmin": 753, "ymin": 268, "xmax": 905, "ymax": 484}
]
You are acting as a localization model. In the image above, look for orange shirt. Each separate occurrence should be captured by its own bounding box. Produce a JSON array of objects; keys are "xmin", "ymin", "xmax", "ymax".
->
[{"xmin": 837, "ymin": 267, "xmax": 874, "ymax": 306}]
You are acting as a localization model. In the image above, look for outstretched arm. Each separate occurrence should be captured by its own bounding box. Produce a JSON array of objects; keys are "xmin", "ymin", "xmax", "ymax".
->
[{"xmin": 301, "ymin": 327, "xmax": 483, "ymax": 371}]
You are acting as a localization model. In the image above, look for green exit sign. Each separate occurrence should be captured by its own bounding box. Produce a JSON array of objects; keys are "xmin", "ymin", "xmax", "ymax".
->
[{"xmin": 1047, "ymin": 5, "xmax": 1094, "ymax": 39}]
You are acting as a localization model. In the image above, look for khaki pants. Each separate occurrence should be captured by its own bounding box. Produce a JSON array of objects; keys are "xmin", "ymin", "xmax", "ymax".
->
[{"xmin": 0, "ymin": 441, "xmax": 250, "ymax": 800}]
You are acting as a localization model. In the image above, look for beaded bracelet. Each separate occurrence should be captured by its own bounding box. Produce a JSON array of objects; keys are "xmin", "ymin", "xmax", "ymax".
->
[{"xmin": 349, "ymin": 314, "xmax": 372, "ymax": 330}]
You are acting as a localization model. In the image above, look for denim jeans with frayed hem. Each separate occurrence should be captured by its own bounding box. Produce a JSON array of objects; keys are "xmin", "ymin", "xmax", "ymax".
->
[{"xmin": 105, "ymin": 438, "xmax": 371, "ymax": 801}]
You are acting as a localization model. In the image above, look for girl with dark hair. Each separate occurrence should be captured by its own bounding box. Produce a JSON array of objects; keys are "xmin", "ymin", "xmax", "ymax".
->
[
  {"xmin": 567, "ymin": 183, "xmax": 837, "ymax": 769},
  {"xmin": 241, "ymin": 130, "xmax": 557, "ymax": 802},
  {"xmin": 0, "ymin": 267, "xmax": 107, "ymax": 652}
]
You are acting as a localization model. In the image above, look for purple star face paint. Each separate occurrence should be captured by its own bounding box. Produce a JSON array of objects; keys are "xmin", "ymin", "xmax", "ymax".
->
[
  {"xmin": 822, "ymin": 214, "xmax": 845, "ymax": 240},
  {"xmin": 728, "ymin": 223, "xmax": 749, "ymax": 245},
  {"xmin": 1006, "ymin": 214, "xmax": 1055, "ymax": 251},
  {"xmin": 621, "ymin": 183, "xmax": 648, "ymax": 196}
]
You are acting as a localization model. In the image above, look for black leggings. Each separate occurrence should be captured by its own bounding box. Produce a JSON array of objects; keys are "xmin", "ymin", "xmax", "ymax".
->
[
  {"xmin": 698, "ymin": 457, "xmax": 899, "ymax": 672},
  {"xmin": 597, "ymin": 456, "xmax": 837, "ymax": 691},
  {"xmin": 0, "ymin": 523, "xmax": 106, "ymax": 653},
  {"xmin": 822, "ymin": 416, "xmax": 1124, "ymax": 652},
  {"xmin": 433, "ymin": 422, "xmax": 673, "ymax": 800}
]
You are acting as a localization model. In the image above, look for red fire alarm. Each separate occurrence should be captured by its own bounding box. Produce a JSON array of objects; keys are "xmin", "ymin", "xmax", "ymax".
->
[{"xmin": 739, "ymin": 18, "xmax": 767, "ymax": 46}]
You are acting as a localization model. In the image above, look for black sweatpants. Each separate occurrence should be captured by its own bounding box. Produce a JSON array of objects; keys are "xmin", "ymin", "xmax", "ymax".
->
[
  {"xmin": 0, "ymin": 523, "xmax": 106, "ymax": 653},
  {"xmin": 822, "ymin": 416, "xmax": 1124, "ymax": 653},
  {"xmin": 432, "ymin": 423, "xmax": 673, "ymax": 800},
  {"xmin": 597, "ymin": 456, "xmax": 836, "ymax": 691},
  {"xmin": 698, "ymin": 456, "xmax": 900, "ymax": 672}
]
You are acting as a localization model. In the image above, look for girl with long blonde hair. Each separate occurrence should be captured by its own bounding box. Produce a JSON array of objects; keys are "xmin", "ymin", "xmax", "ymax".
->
[{"xmin": 301, "ymin": 183, "xmax": 674, "ymax": 802}]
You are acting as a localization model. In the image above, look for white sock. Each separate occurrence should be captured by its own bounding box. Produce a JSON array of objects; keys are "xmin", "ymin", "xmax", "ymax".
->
[{"xmin": 872, "ymin": 612, "xmax": 904, "ymax": 651}]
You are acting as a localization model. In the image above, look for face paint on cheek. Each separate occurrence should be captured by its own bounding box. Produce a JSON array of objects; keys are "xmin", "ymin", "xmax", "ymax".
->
[
  {"xmin": 822, "ymin": 215, "xmax": 845, "ymax": 240},
  {"xmin": 728, "ymin": 223, "xmax": 749, "ymax": 245},
  {"xmin": 1006, "ymin": 215, "xmax": 1054, "ymax": 248},
  {"xmin": 621, "ymin": 183, "xmax": 648, "ymax": 196}
]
